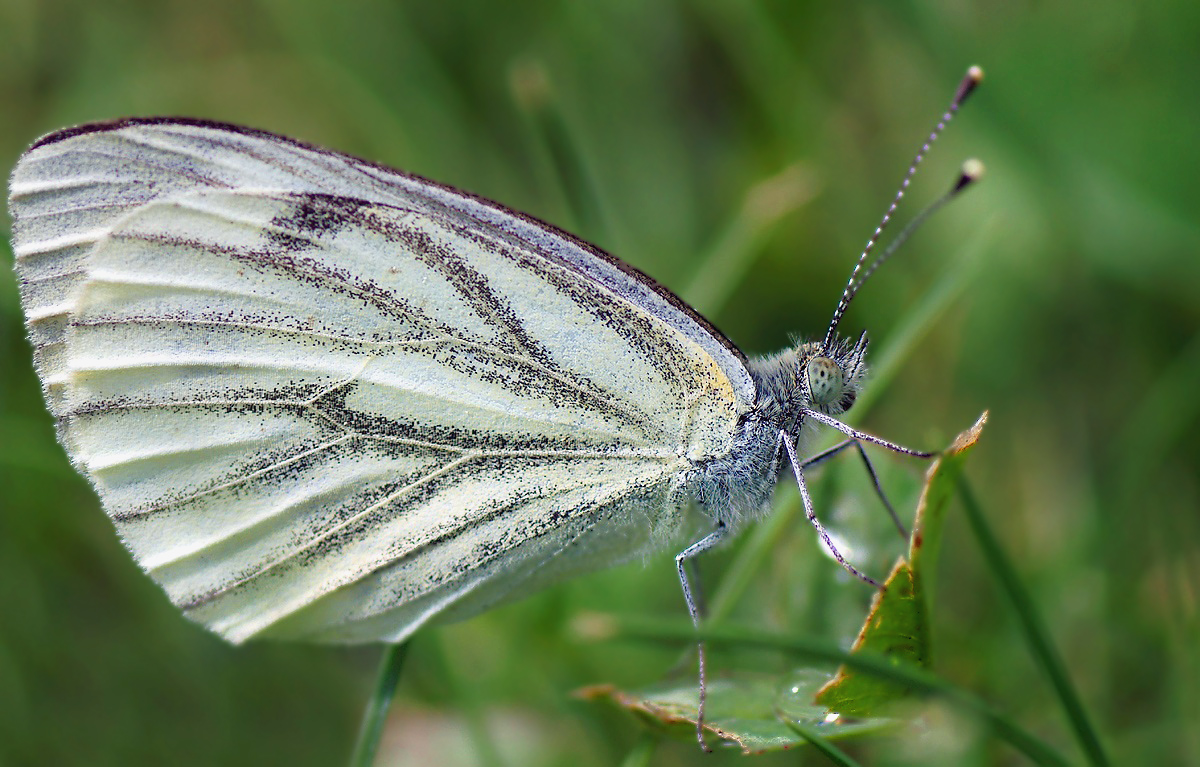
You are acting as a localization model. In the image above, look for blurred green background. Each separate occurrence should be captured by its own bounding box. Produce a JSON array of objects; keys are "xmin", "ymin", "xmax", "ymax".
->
[{"xmin": 1, "ymin": 1, "xmax": 1197, "ymax": 765}]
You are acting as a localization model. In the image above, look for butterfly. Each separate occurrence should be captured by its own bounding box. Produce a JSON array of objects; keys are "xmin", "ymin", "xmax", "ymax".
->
[{"xmin": 8, "ymin": 67, "xmax": 980, "ymax": 745}]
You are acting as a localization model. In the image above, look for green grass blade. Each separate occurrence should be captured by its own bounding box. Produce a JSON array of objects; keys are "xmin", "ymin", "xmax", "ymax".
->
[
  {"xmin": 513, "ymin": 65, "xmax": 610, "ymax": 246},
  {"xmin": 780, "ymin": 717, "xmax": 864, "ymax": 767},
  {"xmin": 706, "ymin": 484, "xmax": 801, "ymax": 624},
  {"xmin": 350, "ymin": 642, "xmax": 410, "ymax": 767},
  {"xmin": 617, "ymin": 733, "xmax": 659, "ymax": 767},
  {"xmin": 683, "ymin": 164, "xmax": 818, "ymax": 317},
  {"xmin": 957, "ymin": 478, "xmax": 1111, "ymax": 767},
  {"xmin": 854, "ymin": 224, "xmax": 990, "ymax": 418}
]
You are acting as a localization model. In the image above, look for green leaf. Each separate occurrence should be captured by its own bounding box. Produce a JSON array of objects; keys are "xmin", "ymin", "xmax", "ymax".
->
[
  {"xmin": 813, "ymin": 558, "xmax": 926, "ymax": 715},
  {"xmin": 815, "ymin": 413, "xmax": 988, "ymax": 715},
  {"xmin": 579, "ymin": 670, "xmax": 894, "ymax": 754},
  {"xmin": 598, "ymin": 617, "xmax": 1071, "ymax": 766}
]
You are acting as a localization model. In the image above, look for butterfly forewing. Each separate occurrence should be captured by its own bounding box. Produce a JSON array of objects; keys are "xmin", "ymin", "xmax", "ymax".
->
[
  {"xmin": 11, "ymin": 120, "xmax": 754, "ymax": 404},
  {"xmin": 9, "ymin": 121, "xmax": 757, "ymax": 642}
]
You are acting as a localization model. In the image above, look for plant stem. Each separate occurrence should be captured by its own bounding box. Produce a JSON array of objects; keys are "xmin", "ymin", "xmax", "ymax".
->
[{"xmin": 349, "ymin": 642, "xmax": 411, "ymax": 767}]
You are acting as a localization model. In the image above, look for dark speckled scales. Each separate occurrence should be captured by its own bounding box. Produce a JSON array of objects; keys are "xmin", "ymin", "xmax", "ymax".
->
[{"xmin": 12, "ymin": 120, "xmax": 858, "ymax": 643}]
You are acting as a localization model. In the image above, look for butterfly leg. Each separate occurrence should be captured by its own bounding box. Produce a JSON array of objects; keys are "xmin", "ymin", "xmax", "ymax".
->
[
  {"xmin": 801, "ymin": 407, "xmax": 934, "ymax": 459},
  {"xmin": 800, "ymin": 438, "xmax": 907, "ymax": 538},
  {"xmin": 779, "ymin": 430, "xmax": 881, "ymax": 589},
  {"xmin": 676, "ymin": 522, "xmax": 728, "ymax": 751}
]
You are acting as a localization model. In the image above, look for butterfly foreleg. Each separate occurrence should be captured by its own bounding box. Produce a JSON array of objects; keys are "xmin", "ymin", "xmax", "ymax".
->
[
  {"xmin": 799, "ymin": 437, "xmax": 907, "ymax": 538},
  {"xmin": 779, "ymin": 429, "xmax": 882, "ymax": 589}
]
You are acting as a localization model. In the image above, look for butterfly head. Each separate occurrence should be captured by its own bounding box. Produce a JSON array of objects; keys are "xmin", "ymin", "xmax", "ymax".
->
[{"xmin": 800, "ymin": 330, "xmax": 868, "ymax": 417}]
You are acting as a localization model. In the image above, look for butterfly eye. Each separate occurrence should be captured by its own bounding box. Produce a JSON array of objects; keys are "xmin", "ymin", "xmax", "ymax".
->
[{"xmin": 805, "ymin": 356, "xmax": 844, "ymax": 407}]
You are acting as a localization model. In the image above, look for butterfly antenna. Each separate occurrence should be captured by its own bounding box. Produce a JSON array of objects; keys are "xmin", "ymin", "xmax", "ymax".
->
[
  {"xmin": 821, "ymin": 65, "xmax": 983, "ymax": 352},
  {"xmin": 848, "ymin": 158, "xmax": 985, "ymax": 297}
]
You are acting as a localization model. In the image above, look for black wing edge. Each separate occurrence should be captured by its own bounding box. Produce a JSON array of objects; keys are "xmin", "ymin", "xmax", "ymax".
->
[{"xmin": 26, "ymin": 116, "xmax": 747, "ymax": 364}]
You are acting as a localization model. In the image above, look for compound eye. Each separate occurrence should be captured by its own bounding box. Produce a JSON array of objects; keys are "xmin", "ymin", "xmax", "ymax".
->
[{"xmin": 806, "ymin": 356, "xmax": 844, "ymax": 408}]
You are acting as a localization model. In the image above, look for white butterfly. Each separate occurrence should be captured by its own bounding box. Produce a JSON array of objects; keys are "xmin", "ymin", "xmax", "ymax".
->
[{"xmin": 9, "ymin": 69, "xmax": 979, "ymax": 742}]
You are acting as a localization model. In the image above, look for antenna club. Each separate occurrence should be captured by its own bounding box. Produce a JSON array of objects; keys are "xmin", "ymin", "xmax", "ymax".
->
[
  {"xmin": 962, "ymin": 157, "xmax": 986, "ymax": 180},
  {"xmin": 954, "ymin": 158, "xmax": 986, "ymax": 192},
  {"xmin": 955, "ymin": 66, "xmax": 985, "ymax": 106}
]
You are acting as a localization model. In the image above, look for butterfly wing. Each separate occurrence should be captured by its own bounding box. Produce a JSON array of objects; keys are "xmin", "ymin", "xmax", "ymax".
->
[{"xmin": 9, "ymin": 120, "xmax": 757, "ymax": 642}]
